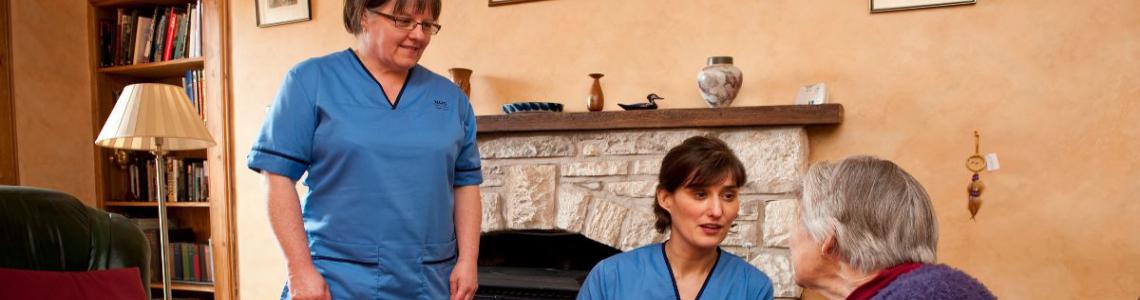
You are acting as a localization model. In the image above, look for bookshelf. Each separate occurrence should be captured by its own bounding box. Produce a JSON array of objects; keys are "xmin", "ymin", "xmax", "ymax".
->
[
  {"xmin": 88, "ymin": 0, "xmax": 233, "ymax": 299},
  {"xmin": 106, "ymin": 201, "xmax": 212, "ymax": 207},
  {"xmin": 154, "ymin": 282, "xmax": 216, "ymax": 293},
  {"xmin": 99, "ymin": 57, "xmax": 204, "ymax": 77}
]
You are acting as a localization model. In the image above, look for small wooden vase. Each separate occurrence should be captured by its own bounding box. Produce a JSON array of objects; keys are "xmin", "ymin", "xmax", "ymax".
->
[
  {"xmin": 587, "ymin": 73, "xmax": 604, "ymax": 112},
  {"xmin": 448, "ymin": 68, "xmax": 473, "ymax": 97}
]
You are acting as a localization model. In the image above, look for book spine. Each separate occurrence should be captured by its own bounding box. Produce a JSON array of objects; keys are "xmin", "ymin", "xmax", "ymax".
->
[
  {"xmin": 192, "ymin": 244, "xmax": 201, "ymax": 282},
  {"xmin": 173, "ymin": 10, "xmax": 186, "ymax": 59},
  {"xmin": 115, "ymin": 8, "xmax": 127, "ymax": 65},
  {"xmin": 132, "ymin": 15, "xmax": 153, "ymax": 64},
  {"xmin": 206, "ymin": 239, "xmax": 214, "ymax": 282},
  {"xmin": 179, "ymin": 6, "xmax": 191, "ymax": 59},
  {"xmin": 183, "ymin": 243, "xmax": 192, "ymax": 281},
  {"xmin": 163, "ymin": 10, "xmax": 178, "ymax": 61},
  {"xmin": 99, "ymin": 20, "xmax": 114, "ymax": 67},
  {"xmin": 124, "ymin": 9, "xmax": 138, "ymax": 65},
  {"xmin": 144, "ymin": 8, "xmax": 160, "ymax": 62},
  {"xmin": 172, "ymin": 242, "xmax": 182, "ymax": 281},
  {"xmin": 199, "ymin": 69, "xmax": 207, "ymax": 122},
  {"xmin": 189, "ymin": 2, "xmax": 200, "ymax": 58},
  {"xmin": 151, "ymin": 8, "xmax": 167, "ymax": 62}
]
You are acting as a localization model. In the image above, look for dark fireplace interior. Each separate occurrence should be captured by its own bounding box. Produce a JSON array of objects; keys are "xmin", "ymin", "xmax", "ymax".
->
[{"xmin": 475, "ymin": 230, "xmax": 620, "ymax": 300}]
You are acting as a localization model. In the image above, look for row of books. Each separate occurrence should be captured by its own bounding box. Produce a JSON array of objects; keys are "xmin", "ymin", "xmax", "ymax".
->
[
  {"xmin": 126, "ymin": 155, "xmax": 209, "ymax": 202},
  {"xmin": 132, "ymin": 219, "xmax": 215, "ymax": 284},
  {"xmin": 183, "ymin": 69, "xmax": 207, "ymax": 120},
  {"xmin": 99, "ymin": 1, "xmax": 202, "ymax": 67},
  {"xmin": 168, "ymin": 242, "xmax": 215, "ymax": 283}
]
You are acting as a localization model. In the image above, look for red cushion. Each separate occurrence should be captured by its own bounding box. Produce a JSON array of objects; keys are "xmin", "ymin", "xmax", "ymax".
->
[{"xmin": 0, "ymin": 267, "xmax": 146, "ymax": 300}]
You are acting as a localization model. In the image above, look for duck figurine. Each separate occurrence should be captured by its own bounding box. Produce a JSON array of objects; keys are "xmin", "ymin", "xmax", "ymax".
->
[{"xmin": 618, "ymin": 93, "xmax": 664, "ymax": 110}]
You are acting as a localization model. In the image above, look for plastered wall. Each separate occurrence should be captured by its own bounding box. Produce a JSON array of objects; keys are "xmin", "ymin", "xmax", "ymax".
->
[{"xmin": 230, "ymin": 1, "xmax": 1140, "ymax": 298}]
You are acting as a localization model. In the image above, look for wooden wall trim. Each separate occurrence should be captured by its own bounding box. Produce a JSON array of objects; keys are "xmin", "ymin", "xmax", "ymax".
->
[
  {"xmin": 204, "ymin": 0, "xmax": 237, "ymax": 298},
  {"xmin": 0, "ymin": 0, "xmax": 17, "ymax": 185}
]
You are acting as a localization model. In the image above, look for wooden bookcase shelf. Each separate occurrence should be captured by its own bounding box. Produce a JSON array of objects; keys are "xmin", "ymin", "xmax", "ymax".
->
[
  {"xmin": 98, "ymin": 57, "xmax": 204, "ymax": 78},
  {"xmin": 88, "ymin": 0, "xmax": 233, "ymax": 299},
  {"xmin": 105, "ymin": 201, "xmax": 212, "ymax": 207},
  {"xmin": 92, "ymin": 0, "xmax": 195, "ymax": 7},
  {"xmin": 153, "ymin": 282, "xmax": 215, "ymax": 293}
]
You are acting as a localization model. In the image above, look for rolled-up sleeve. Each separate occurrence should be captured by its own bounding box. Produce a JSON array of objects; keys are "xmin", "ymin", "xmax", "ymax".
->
[
  {"xmin": 247, "ymin": 65, "xmax": 317, "ymax": 181},
  {"xmin": 454, "ymin": 96, "xmax": 483, "ymax": 186}
]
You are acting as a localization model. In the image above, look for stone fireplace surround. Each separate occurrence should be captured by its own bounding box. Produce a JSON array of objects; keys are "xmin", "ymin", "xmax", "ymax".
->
[{"xmin": 474, "ymin": 105, "xmax": 843, "ymax": 299}]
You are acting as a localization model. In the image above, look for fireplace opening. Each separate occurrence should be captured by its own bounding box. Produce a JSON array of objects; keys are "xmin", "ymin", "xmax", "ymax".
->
[{"xmin": 476, "ymin": 230, "xmax": 620, "ymax": 299}]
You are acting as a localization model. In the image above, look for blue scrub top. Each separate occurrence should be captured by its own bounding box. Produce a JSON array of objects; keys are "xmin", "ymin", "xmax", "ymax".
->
[
  {"xmin": 578, "ymin": 243, "xmax": 774, "ymax": 300},
  {"xmin": 248, "ymin": 49, "xmax": 482, "ymax": 299}
]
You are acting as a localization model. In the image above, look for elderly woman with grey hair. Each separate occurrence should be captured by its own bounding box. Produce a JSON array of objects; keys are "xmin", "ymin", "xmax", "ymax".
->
[{"xmin": 789, "ymin": 156, "xmax": 995, "ymax": 300}]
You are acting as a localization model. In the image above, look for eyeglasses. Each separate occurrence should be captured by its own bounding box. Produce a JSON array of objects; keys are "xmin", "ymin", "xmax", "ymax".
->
[{"xmin": 368, "ymin": 9, "xmax": 442, "ymax": 35}]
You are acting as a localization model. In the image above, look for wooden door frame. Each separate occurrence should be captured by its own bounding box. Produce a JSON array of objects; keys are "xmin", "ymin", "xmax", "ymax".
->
[{"xmin": 0, "ymin": 0, "xmax": 17, "ymax": 185}]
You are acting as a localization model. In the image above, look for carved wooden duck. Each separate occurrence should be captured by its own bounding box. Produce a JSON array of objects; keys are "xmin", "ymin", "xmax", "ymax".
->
[{"xmin": 618, "ymin": 93, "xmax": 664, "ymax": 110}]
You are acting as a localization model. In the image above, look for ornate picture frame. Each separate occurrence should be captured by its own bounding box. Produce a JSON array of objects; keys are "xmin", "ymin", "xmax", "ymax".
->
[
  {"xmin": 489, "ymin": 0, "xmax": 553, "ymax": 7},
  {"xmin": 256, "ymin": 0, "xmax": 312, "ymax": 27},
  {"xmin": 871, "ymin": 0, "xmax": 975, "ymax": 13}
]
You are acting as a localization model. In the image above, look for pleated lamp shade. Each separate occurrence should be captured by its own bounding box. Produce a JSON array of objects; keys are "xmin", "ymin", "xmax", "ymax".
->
[{"xmin": 95, "ymin": 83, "xmax": 215, "ymax": 151}]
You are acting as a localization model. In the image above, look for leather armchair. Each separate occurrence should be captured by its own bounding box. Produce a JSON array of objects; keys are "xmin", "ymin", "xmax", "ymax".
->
[{"xmin": 0, "ymin": 185, "xmax": 150, "ymax": 289}]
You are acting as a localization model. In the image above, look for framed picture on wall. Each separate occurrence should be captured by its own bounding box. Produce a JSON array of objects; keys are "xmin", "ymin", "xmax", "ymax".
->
[
  {"xmin": 871, "ymin": 0, "xmax": 975, "ymax": 13},
  {"xmin": 256, "ymin": 0, "xmax": 312, "ymax": 27},
  {"xmin": 489, "ymin": 0, "xmax": 553, "ymax": 7}
]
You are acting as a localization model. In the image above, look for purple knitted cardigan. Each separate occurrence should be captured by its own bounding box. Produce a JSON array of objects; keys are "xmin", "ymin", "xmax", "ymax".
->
[{"xmin": 870, "ymin": 264, "xmax": 996, "ymax": 300}]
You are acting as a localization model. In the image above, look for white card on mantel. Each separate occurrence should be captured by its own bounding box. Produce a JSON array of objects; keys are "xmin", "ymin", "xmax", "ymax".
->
[{"xmin": 795, "ymin": 83, "xmax": 827, "ymax": 105}]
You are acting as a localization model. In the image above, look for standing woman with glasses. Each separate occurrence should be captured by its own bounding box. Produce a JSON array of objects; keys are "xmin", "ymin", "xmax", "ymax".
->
[{"xmin": 248, "ymin": 1, "xmax": 482, "ymax": 299}]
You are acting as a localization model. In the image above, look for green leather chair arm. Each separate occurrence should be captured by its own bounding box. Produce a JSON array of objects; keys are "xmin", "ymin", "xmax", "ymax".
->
[{"xmin": 0, "ymin": 185, "xmax": 150, "ymax": 289}]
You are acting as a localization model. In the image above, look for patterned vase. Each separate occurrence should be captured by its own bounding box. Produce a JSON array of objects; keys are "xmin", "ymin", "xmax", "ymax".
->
[{"xmin": 697, "ymin": 56, "xmax": 742, "ymax": 108}]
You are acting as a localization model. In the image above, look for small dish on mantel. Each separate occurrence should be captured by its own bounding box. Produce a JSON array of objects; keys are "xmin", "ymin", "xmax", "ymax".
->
[{"xmin": 501, "ymin": 102, "xmax": 563, "ymax": 114}]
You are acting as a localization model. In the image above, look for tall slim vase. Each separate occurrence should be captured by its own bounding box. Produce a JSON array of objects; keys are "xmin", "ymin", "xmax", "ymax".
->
[
  {"xmin": 587, "ymin": 73, "xmax": 605, "ymax": 112},
  {"xmin": 448, "ymin": 68, "xmax": 473, "ymax": 97}
]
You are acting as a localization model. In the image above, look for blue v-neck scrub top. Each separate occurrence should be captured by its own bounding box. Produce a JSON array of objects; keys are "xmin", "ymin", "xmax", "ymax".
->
[
  {"xmin": 578, "ymin": 243, "xmax": 774, "ymax": 300},
  {"xmin": 248, "ymin": 49, "xmax": 483, "ymax": 300}
]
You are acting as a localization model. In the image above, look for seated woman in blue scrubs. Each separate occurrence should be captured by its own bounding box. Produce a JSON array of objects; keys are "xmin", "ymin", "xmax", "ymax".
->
[
  {"xmin": 248, "ymin": 0, "xmax": 482, "ymax": 299},
  {"xmin": 578, "ymin": 136, "xmax": 774, "ymax": 300}
]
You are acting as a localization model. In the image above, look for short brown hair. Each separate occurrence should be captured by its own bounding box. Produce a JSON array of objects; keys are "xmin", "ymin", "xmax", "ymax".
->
[
  {"xmin": 343, "ymin": 0, "xmax": 442, "ymax": 35},
  {"xmin": 653, "ymin": 136, "xmax": 747, "ymax": 233}
]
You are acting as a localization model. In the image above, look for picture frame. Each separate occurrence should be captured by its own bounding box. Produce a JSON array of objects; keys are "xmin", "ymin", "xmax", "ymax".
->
[
  {"xmin": 489, "ymin": 0, "xmax": 553, "ymax": 7},
  {"xmin": 871, "ymin": 0, "xmax": 975, "ymax": 13},
  {"xmin": 256, "ymin": 0, "xmax": 312, "ymax": 27}
]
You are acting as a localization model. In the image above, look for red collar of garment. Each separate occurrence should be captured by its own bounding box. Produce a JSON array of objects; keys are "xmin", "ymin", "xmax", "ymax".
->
[{"xmin": 846, "ymin": 262, "xmax": 923, "ymax": 300}]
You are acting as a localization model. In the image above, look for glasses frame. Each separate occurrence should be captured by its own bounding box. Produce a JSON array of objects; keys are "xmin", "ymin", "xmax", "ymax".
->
[{"xmin": 368, "ymin": 9, "xmax": 442, "ymax": 35}]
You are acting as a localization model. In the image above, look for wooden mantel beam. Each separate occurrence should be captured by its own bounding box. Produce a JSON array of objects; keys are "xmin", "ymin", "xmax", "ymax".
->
[{"xmin": 476, "ymin": 104, "xmax": 844, "ymax": 133}]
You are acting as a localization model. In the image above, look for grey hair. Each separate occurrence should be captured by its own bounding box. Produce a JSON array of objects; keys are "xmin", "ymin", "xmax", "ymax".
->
[{"xmin": 798, "ymin": 155, "xmax": 938, "ymax": 273}]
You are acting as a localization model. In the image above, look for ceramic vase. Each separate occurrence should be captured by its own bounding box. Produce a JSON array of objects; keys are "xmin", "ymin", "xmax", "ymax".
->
[
  {"xmin": 448, "ymin": 68, "xmax": 473, "ymax": 97},
  {"xmin": 587, "ymin": 73, "xmax": 605, "ymax": 112},
  {"xmin": 697, "ymin": 56, "xmax": 742, "ymax": 108}
]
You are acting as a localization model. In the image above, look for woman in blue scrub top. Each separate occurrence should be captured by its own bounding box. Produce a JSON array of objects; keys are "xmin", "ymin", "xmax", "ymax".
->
[
  {"xmin": 248, "ymin": 0, "xmax": 482, "ymax": 299},
  {"xmin": 578, "ymin": 136, "xmax": 774, "ymax": 300}
]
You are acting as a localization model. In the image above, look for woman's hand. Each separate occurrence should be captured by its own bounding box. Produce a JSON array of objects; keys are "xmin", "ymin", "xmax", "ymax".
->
[
  {"xmin": 287, "ymin": 265, "xmax": 331, "ymax": 300},
  {"xmin": 449, "ymin": 259, "xmax": 478, "ymax": 300}
]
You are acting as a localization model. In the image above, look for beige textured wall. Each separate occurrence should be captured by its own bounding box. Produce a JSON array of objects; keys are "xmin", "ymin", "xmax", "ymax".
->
[
  {"xmin": 230, "ymin": 0, "xmax": 1140, "ymax": 299},
  {"xmin": 10, "ymin": 0, "xmax": 96, "ymax": 204}
]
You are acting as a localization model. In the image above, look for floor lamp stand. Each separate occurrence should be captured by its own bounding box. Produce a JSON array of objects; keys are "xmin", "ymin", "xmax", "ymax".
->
[{"xmin": 152, "ymin": 138, "xmax": 173, "ymax": 300}]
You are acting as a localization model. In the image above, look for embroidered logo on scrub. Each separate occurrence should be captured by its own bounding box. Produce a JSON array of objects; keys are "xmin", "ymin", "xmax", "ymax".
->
[{"xmin": 434, "ymin": 100, "xmax": 449, "ymax": 110}]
